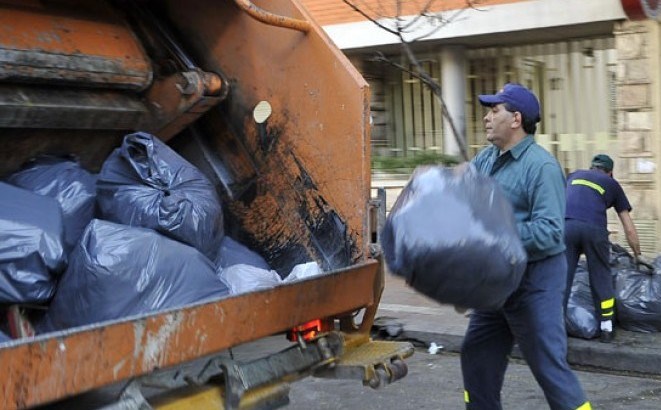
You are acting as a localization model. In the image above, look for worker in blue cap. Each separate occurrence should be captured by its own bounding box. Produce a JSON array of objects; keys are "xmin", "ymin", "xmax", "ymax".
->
[
  {"xmin": 462, "ymin": 83, "xmax": 591, "ymax": 410},
  {"xmin": 565, "ymin": 153, "xmax": 653, "ymax": 343}
]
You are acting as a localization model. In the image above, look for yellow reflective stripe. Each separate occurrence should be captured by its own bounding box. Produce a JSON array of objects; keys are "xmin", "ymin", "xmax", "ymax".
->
[
  {"xmin": 603, "ymin": 311, "xmax": 614, "ymax": 317},
  {"xmin": 576, "ymin": 401, "xmax": 592, "ymax": 410},
  {"xmin": 464, "ymin": 390, "xmax": 470, "ymax": 403},
  {"xmin": 571, "ymin": 179, "xmax": 605, "ymax": 195},
  {"xmin": 601, "ymin": 298, "xmax": 615, "ymax": 309}
]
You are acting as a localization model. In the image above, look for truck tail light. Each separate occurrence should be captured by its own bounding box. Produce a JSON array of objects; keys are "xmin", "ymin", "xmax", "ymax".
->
[{"xmin": 287, "ymin": 319, "xmax": 322, "ymax": 342}]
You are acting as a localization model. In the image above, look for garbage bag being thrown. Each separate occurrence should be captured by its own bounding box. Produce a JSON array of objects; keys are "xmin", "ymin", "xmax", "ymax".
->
[{"xmin": 380, "ymin": 165, "xmax": 527, "ymax": 310}]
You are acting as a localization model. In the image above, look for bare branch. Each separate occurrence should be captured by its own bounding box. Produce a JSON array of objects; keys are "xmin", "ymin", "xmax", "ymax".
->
[
  {"xmin": 399, "ymin": 0, "xmax": 436, "ymax": 31},
  {"xmin": 342, "ymin": 0, "xmax": 399, "ymax": 35},
  {"xmin": 343, "ymin": 0, "xmax": 479, "ymax": 161},
  {"xmin": 409, "ymin": 3, "xmax": 476, "ymax": 42},
  {"xmin": 465, "ymin": 0, "xmax": 490, "ymax": 11}
]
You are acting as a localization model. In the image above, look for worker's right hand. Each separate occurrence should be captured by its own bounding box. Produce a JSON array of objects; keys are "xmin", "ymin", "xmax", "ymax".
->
[{"xmin": 634, "ymin": 254, "xmax": 655, "ymax": 271}]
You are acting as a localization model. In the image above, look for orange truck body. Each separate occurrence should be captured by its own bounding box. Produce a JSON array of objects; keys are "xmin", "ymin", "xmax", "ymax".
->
[{"xmin": 0, "ymin": 1, "xmax": 410, "ymax": 408}]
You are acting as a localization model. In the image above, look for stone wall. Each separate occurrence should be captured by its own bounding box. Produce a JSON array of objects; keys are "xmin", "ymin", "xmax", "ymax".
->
[{"xmin": 613, "ymin": 20, "xmax": 660, "ymax": 254}]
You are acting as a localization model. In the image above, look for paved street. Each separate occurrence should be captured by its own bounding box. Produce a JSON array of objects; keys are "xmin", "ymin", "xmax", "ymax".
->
[{"xmin": 288, "ymin": 347, "xmax": 661, "ymax": 410}]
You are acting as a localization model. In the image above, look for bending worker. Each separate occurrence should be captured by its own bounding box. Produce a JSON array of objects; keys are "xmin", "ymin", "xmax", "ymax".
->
[{"xmin": 565, "ymin": 154, "xmax": 653, "ymax": 343}]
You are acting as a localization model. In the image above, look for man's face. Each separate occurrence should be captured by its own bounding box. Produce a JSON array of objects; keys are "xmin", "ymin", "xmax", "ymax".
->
[{"xmin": 483, "ymin": 103, "xmax": 517, "ymax": 150}]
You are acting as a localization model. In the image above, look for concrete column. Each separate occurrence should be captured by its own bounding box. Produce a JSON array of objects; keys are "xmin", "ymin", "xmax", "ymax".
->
[{"xmin": 440, "ymin": 45, "xmax": 467, "ymax": 157}]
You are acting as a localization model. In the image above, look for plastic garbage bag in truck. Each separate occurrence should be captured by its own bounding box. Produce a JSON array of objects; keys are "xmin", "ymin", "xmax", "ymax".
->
[
  {"xmin": 97, "ymin": 132, "xmax": 224, "ymax": 260},
  {"xmin": 7, "ymin": 155, "xmax": 96, "ymax": 251},
  {"xmin": 38, "ymin": 219, "xmax": 230, "ymax": 332},
  {"xmin": 0, "ymin": 182, "xmax": 66, "ymax": 304}
]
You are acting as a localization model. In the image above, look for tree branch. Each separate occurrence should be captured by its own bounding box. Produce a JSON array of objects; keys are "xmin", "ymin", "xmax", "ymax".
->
[
  {"xmin": 344, "ymin": 0, "xmax": 478, "ymax": 161},
  {"xmin": 342, "ymin": 0, "xmax": 399, "ymax": 35}
]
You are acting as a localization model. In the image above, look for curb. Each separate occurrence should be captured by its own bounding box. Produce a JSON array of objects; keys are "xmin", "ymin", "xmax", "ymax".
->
[{"xmin": 399, "ymin": 329, "xmax": 661, "ymax": 377}]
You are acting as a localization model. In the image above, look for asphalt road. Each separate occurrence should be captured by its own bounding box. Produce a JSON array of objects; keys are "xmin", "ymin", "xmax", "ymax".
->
[{"xmin": 287, "ymin": 347, "xmax": 661, "ymax": 410}]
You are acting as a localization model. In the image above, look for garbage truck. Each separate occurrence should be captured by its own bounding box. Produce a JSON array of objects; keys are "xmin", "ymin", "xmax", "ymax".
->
[{"xmin": 0, "ymin": 0, "xmax": 413, "ymax": 408}]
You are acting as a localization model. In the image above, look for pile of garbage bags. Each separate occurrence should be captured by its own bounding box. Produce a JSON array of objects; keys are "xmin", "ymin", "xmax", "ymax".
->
[
  {"xmin": 614, "ymin": 249, "xmax": 661, "ymax": 333},
  {"xmin": 1, "ymin": 132, "xmax": 323, "ymax": 340},
  {"xmin": 565, "ymin": 243, "xmax": 661, "ymax": 338},
  {"xmin": 565, "ymin": 264, "xmax": 599, "ymax": 339},
  {"xmin": 36, "ymin": 219, "xmax": 230, "ymax": 332},
  {"xmin": 381, "ymin": 164, "xmax": 527, "ymax": 311}
]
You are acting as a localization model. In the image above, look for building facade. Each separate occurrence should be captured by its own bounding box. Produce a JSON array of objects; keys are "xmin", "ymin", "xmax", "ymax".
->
[{"xmin": 302, "ymin": 0, "xmax": 661, "ymax": 253}]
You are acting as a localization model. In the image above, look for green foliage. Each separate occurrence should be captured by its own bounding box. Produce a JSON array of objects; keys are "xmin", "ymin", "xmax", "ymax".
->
[{"xmin": 371, "ymin": 150, "xmax": 460, "ymax": 173}]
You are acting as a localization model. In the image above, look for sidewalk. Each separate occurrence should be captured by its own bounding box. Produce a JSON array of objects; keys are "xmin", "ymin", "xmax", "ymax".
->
[{"xmin": 377, "ymin": 272, "xmax": 661, "ymax": 377}]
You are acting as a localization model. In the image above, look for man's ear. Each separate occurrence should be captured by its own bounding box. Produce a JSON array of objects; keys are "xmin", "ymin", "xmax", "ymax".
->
[{"xmin": 510, "ymin": 112, "xmax": 522, "ymax": 129}]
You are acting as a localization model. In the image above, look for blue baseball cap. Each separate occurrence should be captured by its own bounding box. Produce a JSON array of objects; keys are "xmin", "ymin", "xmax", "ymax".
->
[{"xmin": 479, "ymin": 83, "xmax": 541, "ymax": 123}]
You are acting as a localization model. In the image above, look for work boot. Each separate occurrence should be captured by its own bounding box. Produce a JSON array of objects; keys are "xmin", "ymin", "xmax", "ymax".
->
[{"xmin": 599, "ymin": 320, "xmax": 614, "ymax": 343}]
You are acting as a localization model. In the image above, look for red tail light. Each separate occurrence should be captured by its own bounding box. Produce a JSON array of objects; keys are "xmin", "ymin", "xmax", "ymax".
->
[{"xmin": 287, "ymin": 319, "xmax": 322, "ymax": 342}]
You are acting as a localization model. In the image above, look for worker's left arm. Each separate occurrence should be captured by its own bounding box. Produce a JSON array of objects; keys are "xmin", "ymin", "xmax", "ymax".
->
[{"xmin": 618, "ymin": 210, "xmax": 641, "ymax": 256}]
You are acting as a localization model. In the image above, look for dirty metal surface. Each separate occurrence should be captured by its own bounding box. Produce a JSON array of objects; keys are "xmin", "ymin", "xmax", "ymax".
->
[
  {"xmin": 0, "ymin": 2, "xmax": 152, "ymax": 90},
  {"xmin": 0, "ymin": 260, "xmax": 380, "ymax": 410},
  {"xmin": 0, "ymin": 84, "xmax": 149, "ymax": 130},
  {"xmin": 145, "ymin": 71, "xmax": 224, "ymax": 142},
  {"xmin": 312, "ymin": 339, "xmax": 413, "ymax": 388},
  {"xmin": 331, "ymin": 340, "xmax": 414, "ymax": 368},
  {"xmin": 0, "ymin": 129, "xmax": 125, "ymax": 177},
  {"xmin": 167, "ymin": 0, "xmax": 371, "ymax": 276},
  {"xmin": 150, "ymin": 382, "xmax": 290, "ymax": 410}
]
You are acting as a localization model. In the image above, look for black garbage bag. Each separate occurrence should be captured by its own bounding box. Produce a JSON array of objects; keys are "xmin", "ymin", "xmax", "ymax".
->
[
  {"xmin": 0, "ymin": 182, "xmax": 65, "ymax": 304},
  {"xmin": 615, "ymin": 266, "xmax": 661, "ymax": 333},
  {"xmin": 215, "ymin": 236, "xmax": 270, "ymax": 270},
  {"xmin": 380, "ymin": 165, "xmax": 527, "ymax": 310},
  {"xmin": 565, "ymin": 265, "xmax": 599, "ymax": 339},
  {"xmin": 653, "ymin": 255, "xmax": 661, "ymax": 271},
  {"xmin": 609, "ymin": 243, "xmax": 635, "ymax": 269},
  {"xmin": 6, "ymin": 155, "xmax": 96, "ymax": 251},
  {"xmin": 97, "ymin": 132, "xmax": 223, "ymax": 260},
  {"xmin": 37, "ymin": 219, "xmax": 230, "ymax": 332}
]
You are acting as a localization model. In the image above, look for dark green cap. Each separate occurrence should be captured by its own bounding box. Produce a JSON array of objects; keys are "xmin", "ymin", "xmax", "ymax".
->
[{"xmin": 591, "ymin": 154, "xmax": 614, "ymax": 172}]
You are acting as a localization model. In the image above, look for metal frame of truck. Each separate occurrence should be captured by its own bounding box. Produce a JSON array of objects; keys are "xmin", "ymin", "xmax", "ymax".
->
[{"xmin": 0, "ymin": 1, "xmax": 413, "ymax": 408}]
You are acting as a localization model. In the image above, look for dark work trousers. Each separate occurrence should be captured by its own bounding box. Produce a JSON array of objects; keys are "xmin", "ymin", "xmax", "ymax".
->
[
  {"xmin": 564, "ymin": 219, "xmax": 613, "ymax": 322},
  {"xmin": 461, "ymin": 253, "xmax": 588, "ymax": 410}
]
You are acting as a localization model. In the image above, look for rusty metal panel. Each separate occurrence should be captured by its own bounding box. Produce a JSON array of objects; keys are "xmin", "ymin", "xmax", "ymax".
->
[
  {"xmin": 165, "ymin": 0, "xmax": 372, "ymax": 275},
  {"xmin": 0, "ymin": 261, "xmax": 379, "ymax": 410},
  {"xmin": 0, "ymin": 2, "xmax": 381, "ymax": 409},
  {"xmin": 0, "ymin": 84, "xmax": 149, "ymax": 129},
  {"xmin": 0, "ymin": 1, "xmax": 152, "ymax": 90}
]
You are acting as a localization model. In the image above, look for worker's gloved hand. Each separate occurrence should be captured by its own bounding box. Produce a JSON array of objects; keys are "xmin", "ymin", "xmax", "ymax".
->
[{"xmin": 634, "ymin": 254, "xmax": 655, "ymax": 271}]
